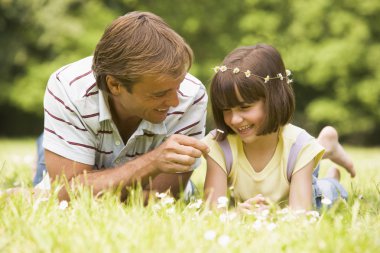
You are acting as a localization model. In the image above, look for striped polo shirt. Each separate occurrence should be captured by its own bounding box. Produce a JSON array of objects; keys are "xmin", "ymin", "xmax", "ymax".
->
[{"xmin": 43, "ymin": 56, "xmax": 208, "ymax": 170}]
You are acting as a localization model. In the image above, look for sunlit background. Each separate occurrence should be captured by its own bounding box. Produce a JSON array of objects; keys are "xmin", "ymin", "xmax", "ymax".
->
[{"xmin": 1, "ymin": 0, "xmax": 379, "ymax": 145}]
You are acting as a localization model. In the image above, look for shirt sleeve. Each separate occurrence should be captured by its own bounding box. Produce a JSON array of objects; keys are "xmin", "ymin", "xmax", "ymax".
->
[
  {"xmin": 293, "ymin": 138, "xmax": 325, "ymax": 175},
  {"xmin": 43, "ymin": 73, "xmax": 97, "ymax": 165},
  {"xmin": 171, "ymin": 78, "xmax": 208, "ymax": 169},
  {"xmin": 202, "ymin": 132, "xmax": 228, "ymax": 174},
  {"xmin": 173, "ymin": 82, "xmax": 208, "ymax": 139}
]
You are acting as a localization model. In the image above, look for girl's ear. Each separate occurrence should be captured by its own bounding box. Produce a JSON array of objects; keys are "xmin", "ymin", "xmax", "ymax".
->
[{"xmin": 106, "ymin": 75, "xmax": 122, "ymax": 95}]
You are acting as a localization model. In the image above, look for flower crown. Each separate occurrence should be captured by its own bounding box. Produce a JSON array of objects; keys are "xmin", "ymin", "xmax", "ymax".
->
[{"xmin": 213, "ymin": 66, "xmax": 293, "ymax": 84}]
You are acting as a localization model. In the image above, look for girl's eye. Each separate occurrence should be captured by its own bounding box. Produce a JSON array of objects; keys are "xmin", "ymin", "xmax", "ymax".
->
[
  {"xmin": 222, "ymin": 108, "xmax": 231, "ymax": 112},
  {"xmin": 240, "ymin": 105, "xmax": 251, "ymax": 110}
]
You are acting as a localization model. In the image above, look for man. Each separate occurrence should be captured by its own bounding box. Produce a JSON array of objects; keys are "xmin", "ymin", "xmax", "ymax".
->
[{"xmin": 35, "ymin": 11, "xmax": 209, "ymax": 201}]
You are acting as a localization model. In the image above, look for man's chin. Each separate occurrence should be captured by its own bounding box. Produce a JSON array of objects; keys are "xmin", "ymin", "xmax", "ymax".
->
[{"xmin": 149, "ymin": 115, "xmax": 167, "ymax": 124}]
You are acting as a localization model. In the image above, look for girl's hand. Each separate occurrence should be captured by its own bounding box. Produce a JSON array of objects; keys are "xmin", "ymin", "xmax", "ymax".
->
[{"xmin": 237, "ymin": 194, "xmax": 269, "ymax": 213}]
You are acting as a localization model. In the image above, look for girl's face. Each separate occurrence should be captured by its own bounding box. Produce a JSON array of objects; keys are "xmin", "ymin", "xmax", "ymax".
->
[{"xmin": 222, "ymin": 86, "xmax": 266, "ymax": 143}]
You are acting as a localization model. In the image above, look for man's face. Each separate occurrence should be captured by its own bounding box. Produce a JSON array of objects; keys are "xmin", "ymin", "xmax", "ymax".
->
[{"xmin": 112, "ymin": 75, "xmax": 184, "ymax": 123}]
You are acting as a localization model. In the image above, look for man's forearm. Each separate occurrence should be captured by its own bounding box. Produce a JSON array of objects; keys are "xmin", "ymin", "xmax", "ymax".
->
[
  {"xmin": 57, "ymin": 151, "xmax": 160, "ymax": 201},
  {"xmin": 51, "ymin": 134, "xmax": 207, "ymax": 201}
]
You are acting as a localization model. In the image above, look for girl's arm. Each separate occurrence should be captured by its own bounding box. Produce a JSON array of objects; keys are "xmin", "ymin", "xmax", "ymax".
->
[
  {"xmin": 288, "ymin": 160, "xmax": 315, "ymax": 210},
  {"xmin": 204, "ymin": 156, "xmax": 228, "ymax": 206}
]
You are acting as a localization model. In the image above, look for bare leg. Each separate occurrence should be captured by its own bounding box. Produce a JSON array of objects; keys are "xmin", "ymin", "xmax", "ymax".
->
[
  {"xmin": 326, "ymin": 167, "xmax": 340, "ymax": 181},
  {"xmin": 317, "ymin": 126, "xmax": 355, "ymax": 177}
]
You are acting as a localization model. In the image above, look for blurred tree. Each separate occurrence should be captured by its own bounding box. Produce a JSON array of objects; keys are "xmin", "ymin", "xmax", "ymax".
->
[
  {"xmin": 1, "ymin": 0, "xmax": 117, "ymax": 115},
  {"xmin": 0, "ymin": 0, "xmax": 379, "ymax": 144},
  {"xmin": 285, "ymin": 0, "xmax": 380, "ymax": 144}
]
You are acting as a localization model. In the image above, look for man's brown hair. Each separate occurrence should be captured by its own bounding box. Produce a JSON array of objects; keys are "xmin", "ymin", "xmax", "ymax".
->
[{"xmin": 92, "ymin": 11, "xmax": 193, "ymax": 92}]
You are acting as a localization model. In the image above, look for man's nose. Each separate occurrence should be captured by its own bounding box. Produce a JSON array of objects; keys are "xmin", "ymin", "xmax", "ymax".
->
[{"xmin": 165, "ymin": 89, "xmax": 180, "ymax": 107}]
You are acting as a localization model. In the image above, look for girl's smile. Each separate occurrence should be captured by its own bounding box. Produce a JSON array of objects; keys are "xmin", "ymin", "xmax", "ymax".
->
[{"xmin": 237, "ymin": 124, "xmax": 254, "ymax": 135}]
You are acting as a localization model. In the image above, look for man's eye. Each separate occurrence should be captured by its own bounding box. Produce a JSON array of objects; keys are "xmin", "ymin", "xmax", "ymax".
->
[{"xmin": 153, "ymin": 92, "xmax": 166, "ymax": 98}]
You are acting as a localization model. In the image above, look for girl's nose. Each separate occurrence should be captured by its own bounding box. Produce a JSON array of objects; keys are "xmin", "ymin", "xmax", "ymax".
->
[{"xmin": 230, "ymin": 110, "xmax": 243, "ymax": 125}]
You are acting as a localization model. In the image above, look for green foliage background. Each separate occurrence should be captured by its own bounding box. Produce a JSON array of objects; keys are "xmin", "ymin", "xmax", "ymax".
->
[{"xmin": 1, "ymin": 0, "xmax": 380, "ymax": 144}]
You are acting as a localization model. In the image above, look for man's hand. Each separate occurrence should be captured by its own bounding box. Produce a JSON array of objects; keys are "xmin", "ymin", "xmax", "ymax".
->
[{"xmin": 150, "ymin": 134, "xmax": 209, "ymax": 173}]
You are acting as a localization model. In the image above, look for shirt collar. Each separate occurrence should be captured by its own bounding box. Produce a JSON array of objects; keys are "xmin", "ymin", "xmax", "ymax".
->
[
  {"xmin": 98, "ymin": 89, "xmax": 112, "ymax": 122},
  {"xmin": 135, "ymin": 120, "xmax": 168, "ymax": 136}
]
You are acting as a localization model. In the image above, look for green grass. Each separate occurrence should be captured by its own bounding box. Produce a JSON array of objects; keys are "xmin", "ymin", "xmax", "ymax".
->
[
  {"xmin": 0, "ymin": 139, "xmax": 379, "ymax": 252},
  {"xmin": 0, "ymin": 138, "xmax": 35, "ymax": 188}
]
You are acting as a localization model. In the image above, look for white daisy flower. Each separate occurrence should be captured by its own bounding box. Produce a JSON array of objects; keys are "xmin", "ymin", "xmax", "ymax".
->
[
  {"xmin": 306, "ymin": 210, "xmax": 320, "ymax": 218},
  {"xmin": 218, "ymin": 235, "xmax": 230, "ymax": 247},
  {"xmin": 219, "ymin": 212, "xmax": 237, "ymax": 223},
  {"xmin": 213, "ymin": 66, "xmax": 220, "ymax": 73},
  {"xmin": 166, "ymin": 207, "xmax": 175, "ymax": 215},
  {"xmin": 188, "ymin": 199, "xmax": 203, "ymax": 209},
  {"xmin": 161, "ymin": 197, "xmax": 175, "ymax": 205},
  {"xmin": 155, "ymin": 192, "xmax": 167, "ymax": 199},
  {"xmin": 252, "ymin": 220, "xmax": 263, "ymax": 230},
  {"xmin": 266, "ymin": 222, "xmax": 277, "ymax": 231},
  {"xmin": 216, "ymin": 196, "xmax": 229, "ymax": 209},
  {"xmin": 204, "ymin": 230, "xmax": 216, "ymax": 240},
  {"xmin": 309, "ymin": 217, "xmax": 318, "ymax": 223},
  {"xmin": 58, "ymin": 200, "xmax": 68, "ymax": 210},
  {"xmin": 321, "ymin": 197, "xmax": 332, "ymax": 206}
]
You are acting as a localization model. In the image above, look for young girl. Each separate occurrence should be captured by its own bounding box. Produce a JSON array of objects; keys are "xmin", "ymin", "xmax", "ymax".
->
[{"xmin": 204, "ymin": 44, "xmax": 355, "ymax": 211}]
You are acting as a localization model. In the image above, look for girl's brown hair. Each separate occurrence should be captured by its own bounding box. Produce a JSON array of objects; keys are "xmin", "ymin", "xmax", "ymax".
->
[
  {"xmin": 210, "ymin": 44, "xmax": 295, "ymax": 139},
  {"xmin": 92, "ymin": 11, "xmax": 193, "ymax": 92}
]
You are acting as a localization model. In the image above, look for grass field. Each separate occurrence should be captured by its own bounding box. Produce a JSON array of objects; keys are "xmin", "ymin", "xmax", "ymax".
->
[{"xmin": 0, "ymin": 138, "xmax": 379, "ymax": 252}]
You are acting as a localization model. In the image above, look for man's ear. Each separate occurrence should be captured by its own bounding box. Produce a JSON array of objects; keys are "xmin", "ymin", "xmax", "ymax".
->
[{"xmin": 106, "ymin": 75, "xmax": 122, "ymax": 95}]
